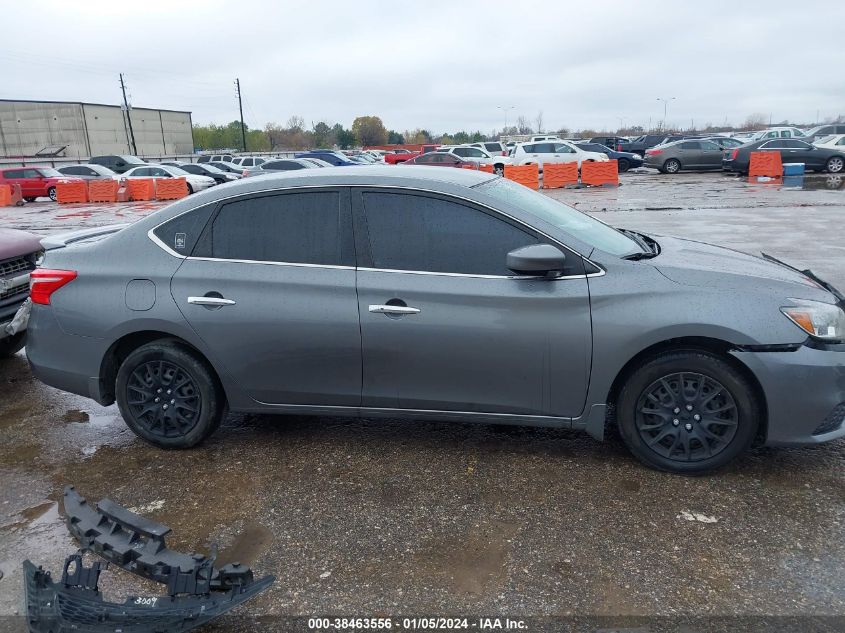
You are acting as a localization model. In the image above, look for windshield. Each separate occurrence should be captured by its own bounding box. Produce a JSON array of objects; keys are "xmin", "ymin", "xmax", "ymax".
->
[
  {"xmin": 202, "ymin": 165, "xmax": 224, "ymax": 174},
  {"xmin": 121, "ymin": 155, "xmax": 146, "ymax": 164},
  {"xmin": 37, "ymin": 168, "xmax": 63, "ymax": 177},
  {"xmin": 474, "ymin": 177, "xmax": 645, "ymax": 257}
]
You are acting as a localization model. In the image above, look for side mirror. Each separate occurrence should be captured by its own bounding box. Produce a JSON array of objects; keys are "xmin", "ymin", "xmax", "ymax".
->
[{"xmin": 507, "ymin": 244, "xmax": 566, "ymax": 277}]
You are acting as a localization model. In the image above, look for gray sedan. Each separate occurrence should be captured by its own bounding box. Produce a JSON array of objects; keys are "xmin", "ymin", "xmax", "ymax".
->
[
  {"xmin": 644, "ymin": 139, "xmax": 726, "ymax": 173},
  {"xmin": 26, "ymin": 166, "xmax": 845, "ymax": 474}
]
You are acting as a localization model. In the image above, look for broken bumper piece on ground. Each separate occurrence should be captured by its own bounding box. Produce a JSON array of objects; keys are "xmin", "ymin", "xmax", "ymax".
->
[
  {"xmin": 63, "ymin": 485, "xmax": 255, "ymax": 593},
  {"xmin": 24, "ymin": 554, "xmax": 274, "ymax": 633}
]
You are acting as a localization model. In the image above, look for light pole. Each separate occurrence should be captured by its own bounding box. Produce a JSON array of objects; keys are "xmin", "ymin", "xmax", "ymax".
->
[
  {"xmin": 656, "ymin": 97, "xmax": 675, "ymax": 130},
  {"xmin": 498, "ymin": 105, "xmax": 515, "ymax": 134}
]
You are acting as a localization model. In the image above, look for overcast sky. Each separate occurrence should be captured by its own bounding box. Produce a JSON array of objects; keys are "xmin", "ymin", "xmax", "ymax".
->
[{"xmin": 3, "ymin": 1, "xmax": 843, "ymax": 133}]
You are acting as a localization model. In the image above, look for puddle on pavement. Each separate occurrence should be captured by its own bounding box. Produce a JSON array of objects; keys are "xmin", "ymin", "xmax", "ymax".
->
[
  {"xmin": 216, "ymin": 522, "xmax": 274, "ymax": 567},
  {"xmin": 62, "ymin": 409, "xmax": 90, "ymax": 423}
]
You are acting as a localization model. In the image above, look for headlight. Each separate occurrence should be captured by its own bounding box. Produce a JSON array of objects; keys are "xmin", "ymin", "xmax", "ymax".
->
[{"xmin": 781, "ymin": 298, "xmax": 845, "ymax": 341}]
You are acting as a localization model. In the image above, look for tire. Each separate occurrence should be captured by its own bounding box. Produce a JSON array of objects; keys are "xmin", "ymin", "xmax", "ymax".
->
[
  {"xmin": 826, "ymin": 156, "xmax": 844, "ymax": 173},
  {"xmin": 24, "ymin": 197, "xmax": 36, "ymax": 203},
  {"xmin": 187, "ymin": 183, "xmax": 194, "ymax": 195},
  {"xmin": 48, "ymin": 187, "xmax": 57, "ymax": 202},
  {"xmin": 663, "ymin": 159, "xmax": 681, "ymax": 174},
  {"xmin": 115, "ymin": 342, "xmax": 225, "ymax": 448},
  {"xmin": 617, "ymin": 158, "xmax": 630, "ymax": 173},
  {"xmin": 0, "ymin": 332, "xmax": 25, "ymax": 358},
  {"xmin": 494, "ymin": 164, "xmax": 504, "ymax": 176},
  {"xmin": 616, "ymin": 350, "xmax": 760, "ymax": 474}
]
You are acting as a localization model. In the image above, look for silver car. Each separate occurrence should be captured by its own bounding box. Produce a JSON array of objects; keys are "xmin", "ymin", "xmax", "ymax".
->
[
  {"xmin": 26, "ymin": 166, "xmax": 845, "ymax": 473},
  {"xmin": 644, "ymin": 139, "xmax": 726, "ymax": 173}
]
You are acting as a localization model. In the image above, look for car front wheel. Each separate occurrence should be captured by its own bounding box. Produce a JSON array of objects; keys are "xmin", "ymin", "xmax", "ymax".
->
[
  {"xmin": 826, "ymin": 156, "xmax": 844, "ymax": 173},
  {"xmin": 115, "ymin": 342, "xmax": 225, "ymax": 448},
  {"xmin": 48, "ymin": 187, "xmax": 57, "ymax": 201},
  {"xmin": 617, "ymin": 158, "xmax": 630, "ymax": 172},
  {"xmin": 616, "ymin": 350, "xmax": 759, "ymax": 474}
]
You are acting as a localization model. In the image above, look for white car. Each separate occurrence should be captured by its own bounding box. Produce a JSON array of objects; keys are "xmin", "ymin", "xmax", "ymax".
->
[
  {"xmin": 469, "ymin": 141, "xmax": 508, "ymax": 156},
  {"xmin": 434, "ymin": 145, "xmax": 512, "ymax": 174},
  {"xmin": 230, "ymin": 156, "xmax": 268, "ymax": 168},
  {"xmin": 122, "ymin": 165, "xmax": 215, "ymax": 193},
  {"xmin": 813, "ymin": 134, "xmax": 845, "ymax": 149},
  {"xmin": 511, "ymin": 140, "xmax": 608, "ymax": 169},
  {"xmin": 750, "ymin": 127, "xmax": 807, "ymax": 141}
]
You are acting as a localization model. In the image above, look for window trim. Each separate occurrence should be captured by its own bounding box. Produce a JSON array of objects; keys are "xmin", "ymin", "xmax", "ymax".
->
[{"xmin": 147, "ymin": 184, "xmax": 604, "ymax": 280}]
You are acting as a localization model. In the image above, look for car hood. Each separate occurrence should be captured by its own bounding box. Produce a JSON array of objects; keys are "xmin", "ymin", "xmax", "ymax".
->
[
  {"xmin": 0, "ymin": 228, "xmax": 42, "ymax": 259},
  {"xmin": 648, "ymin": 235, "xmax": 836, "ymax": 301}
]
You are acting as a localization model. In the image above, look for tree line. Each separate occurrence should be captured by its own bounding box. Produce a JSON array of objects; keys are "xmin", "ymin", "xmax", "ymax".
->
[{"xmin": 192, "ymin": 112, "xmax": 843, "ymax": 152}]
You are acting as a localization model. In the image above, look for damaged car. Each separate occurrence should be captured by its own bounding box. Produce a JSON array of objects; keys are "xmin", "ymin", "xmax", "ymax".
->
[
  {"xmin": 0, "ymin": 227, "xmax": 42, "ymax": 358},
  {"xmin": 25, "ymin": 166, "xmax": 845, "ymax": 474}
]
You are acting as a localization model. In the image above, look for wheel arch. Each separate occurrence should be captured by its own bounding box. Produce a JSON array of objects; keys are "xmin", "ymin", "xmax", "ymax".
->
[
  {"xmin": 98, "ymin": 330, "xmax": 227, "ymax": 406},
  {"xmin": 603, "ymin": 336, "xmax": 768, "ymax": 444}
]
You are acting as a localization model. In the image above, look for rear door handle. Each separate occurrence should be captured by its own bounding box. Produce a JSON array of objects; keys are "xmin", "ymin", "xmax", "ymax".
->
[
  {"xmin": 188, "ymin": 296, "xmax": 236, "ymax": 306},
  {"xmin": 369, "ymin": 304, "xmax": 420, "ymax": 315}
]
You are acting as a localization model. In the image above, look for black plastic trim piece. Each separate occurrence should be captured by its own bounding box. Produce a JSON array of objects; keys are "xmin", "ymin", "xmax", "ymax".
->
[
  {"xmin": 733, "ymin": 343, "xmax": 802, "ymax": 353},
  {"xmin": 64, "ymin": 486, "xmax": 256, "ymax": 594},
  {"xmin": 24, "ymin": 556, "xmax": 273, "ymax": 633}
]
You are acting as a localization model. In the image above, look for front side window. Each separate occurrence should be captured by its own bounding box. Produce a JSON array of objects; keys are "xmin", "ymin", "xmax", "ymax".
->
[
  {"xmin": 534, "ymin": 143, "xmax": 556, "ymax": 153},
  {"xmin": 554, "ymin": 143, "xmax": 576, "ymax": 154},
  {"xmin": 61, "ymin": 166, "xmax": 82, "ymax": 175},
  {"xmin": 36, "ymin": 168, "xmax": 62, "ymax": 177},
  {"xmin": 362, "ymin": 192, "xmax": 538, "ymax": 276},
  {"xmin": 474, "ymin": 177, "xmax": 643, "ymax": 257},
  {"xmin": 700, "ymin": 141, "xmax": 721, "ymax": 150},
  {"xmin": 205, "ymin": 191, "xmax": 343, "ymax": 265}
]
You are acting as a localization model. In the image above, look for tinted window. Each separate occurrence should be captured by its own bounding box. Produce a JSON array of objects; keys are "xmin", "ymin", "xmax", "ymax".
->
[
  {"xmin": 414, "ymin": 154, "xmax": 437, "ymax": 164},
  {"xmin": 153, "ymin": 204, "xmax": 216, "ymax": 254},
  {"xmin": 700, "ymin": 141, "xmax": 721, "ymax": 150},
  {"xmin": 61, "ymin": 166, "xmax": 83, "ymax": 175},
  {"xmin": 263, "ymin": 160, "xmax": 304, "ymax": 170},
  {"xmin": 362, "ymin": 192, "xmax": 537, "ymax": 276},
  {"xmin": 576, "ymin": 144, "xmax": 601, "ymax": 152},
  {"xmin": 554, "ymin": 143, "xmax": 576, "ymax": 154},
  {"xmin": 680, "ymin": 141, "xmax": 701, "ymax": 150},
  {"xmin": 23, "ymin": 169, "xmax": 40, "ymax": 178},
  {"xmin": 484, "ymin": 143, "xmax": 501, "ymax": 152},
  {"xmin": 790, "ymin": 140, "xmax": 813, "ymax": 149},
  {"xmin": 207, "ymin": 192, "xmax": 343, "ymax": 265},
  {"xmin": 3, "ymin": 169, "xmax": 25, "ymax": 178},
  {"xmin": 533, "ymin": 143, "xmax": 556, "ymax": 153},
  {"xmin": 522, "ymin": 144, "xmax": 536, "ymax": 153},
  {"xmin": 453, "ymin": 148, "xmax": 470, "ymax": 157},
  {"xmin": 181, "ymin": 164, "xmax": 202, "ymax": 174}
]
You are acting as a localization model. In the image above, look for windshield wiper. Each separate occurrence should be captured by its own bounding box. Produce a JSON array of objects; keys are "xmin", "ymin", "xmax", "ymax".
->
[{"xmin": 619, "ymin": 229, "xmax": 659, "ymax": 259}]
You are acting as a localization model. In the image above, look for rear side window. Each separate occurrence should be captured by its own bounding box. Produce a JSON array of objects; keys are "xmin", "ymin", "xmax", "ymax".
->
[
  {"xmin": 264, "ymin": 160, "xmax": 303, "ymax": 170},
  {"xmin": 3, "ymin": 169, "xmax": 25, "ymax": 178},
  {"xmin": 204, "ymin": 191, "xmax": 344, "ymax": 265},
  {"xmin": 153, "ymin": 203, "xmax": 216, "ymax": 255},
  {"xmin": 362, "ymin": 192, "xmax": 537, "ymax": 276},
  {"xmin": 680, "ymin": 142, "xmax": 700, "ymax": 150}
]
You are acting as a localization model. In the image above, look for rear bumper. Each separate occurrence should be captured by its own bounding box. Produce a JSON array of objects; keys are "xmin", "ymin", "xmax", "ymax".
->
[
  {"xmin": 731, "ymin": 344, "xmax": 845, "ymax": 445},
  {"xmin": 26, "ymin": 304, "xmax": 110, "ymax": 404}
]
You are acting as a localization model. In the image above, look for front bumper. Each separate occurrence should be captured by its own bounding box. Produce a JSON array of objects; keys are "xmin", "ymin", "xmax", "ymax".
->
[{"xmin": 732, "ymin": 344, "xmax": 845, "ymax": 445}]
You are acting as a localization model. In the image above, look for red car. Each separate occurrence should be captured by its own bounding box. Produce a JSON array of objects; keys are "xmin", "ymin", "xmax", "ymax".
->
[
  {"xmin": 0, "ymin": 166, "xmax": 80, "ymax": 202},
  {"xmin": 400, "ymin": 153, "xmax": 471, "ymax": 168}
]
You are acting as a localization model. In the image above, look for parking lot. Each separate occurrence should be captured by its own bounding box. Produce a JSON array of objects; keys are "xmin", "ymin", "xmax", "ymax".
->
[{"xmin": 1, "ymin": 171, "xmax": 844, "ymax": 628}]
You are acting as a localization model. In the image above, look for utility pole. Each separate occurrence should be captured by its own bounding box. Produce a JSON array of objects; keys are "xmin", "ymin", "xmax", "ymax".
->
[
  {"xmin": 235, "ymin": 78, "xmax": 247, "ymax": 152},
  {"xmin": 120, "ymin": 73, "xmax": 138, "ymax": 155},
  {"xmin": 497, "ymin": 105, "xmax": 515, "ymax": 135},
  {"xmin": 656, "ymin": 97, "xmax": 675, "ymax": 131}
]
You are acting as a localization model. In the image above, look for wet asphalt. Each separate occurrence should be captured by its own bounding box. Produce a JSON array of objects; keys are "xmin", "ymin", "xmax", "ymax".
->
[{"xmin": 0, "ymin": 170, "xmax": 843, "ymax": 626}]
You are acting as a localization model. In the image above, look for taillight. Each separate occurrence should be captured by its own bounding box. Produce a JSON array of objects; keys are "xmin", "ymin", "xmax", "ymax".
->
[
  {"xmin": 731, "ymin": 148, "xmax": 740, "ymax": 160},
  {"xmin": 646, "ymin": 149, "xmax": 662, "ymax": 155},
  {"xmin": 30, "ymin": 269, "xmax": 77, "ymax": 305}
]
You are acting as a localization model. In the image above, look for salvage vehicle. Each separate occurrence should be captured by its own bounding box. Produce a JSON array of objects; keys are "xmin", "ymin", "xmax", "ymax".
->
[
  {"xmin": 644, "ymin": 139, "xmax": 726, "ymax": 173},
  {"xmin": 0, "ymin": 166, "xmax": 82, "ymax": 202},
  {"xmin": 510, "ymin": 140, "xmax": 608, "ymax": 170},
  {"xmin": 724, "ymin": 138, "xmax": 845, "ymax": 174},
  {"xmin": 0, "ymin": 227, "xmax": 41, "ymax": 357},
  {"xmin": 434, "ymin": 145, "xmax": 512, "ymax": 174},
  {"xmin": 25, "ymin": 166, "xmax": 845, "ymax": 474},
  {"xmin": 160, "ymin": 161, "xmax": 240, "ymax": 184},
  {"xmin": 121, "ymin": 165, "xmax": 216, "ymax": 193}
]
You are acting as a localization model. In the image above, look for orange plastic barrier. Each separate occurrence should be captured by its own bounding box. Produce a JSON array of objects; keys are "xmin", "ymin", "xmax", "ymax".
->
[
  {"xmin": 0, "ymin": 185, "xmax": 10, "ymax": 206},
  {"xmin": 117, "ymin": 182, "xmax": 130, "ymax": 202},
  {"xmin": 8, "ymin": 183, "xmax": 22, "ymax": 206},
  {"xmin": 580, "ymin": 160, "xmax": 619, "ymax": 186},
  {"xmin": 56, "ymin": 180, "xmax": 88, "ymax": 204},
  {"xmin": 87, "ymin": 179, "xmax": 120, "ymax": 203},
  {"xmin": 542, "ymin": 163, "xmax": 579, "ymax": 189},
  {"xmin": 155, "ymin": 177, "xmax": 189, "ymax": 200},
  {"xmin": 748, "ymin": 151, "xmax": 783, "ymax": 178},
  {"xmin": 504, "ymin": 164, "xmax": 539, "ymax": 189},
  {"xmin": 127, "ymin": 178, "xmax": 155, "ymax": 201},
  {"xmin": 478, "ymin": 163, "xmax": 495, "ymax": 173},
  {"xmin": 460, "ymin": 163, "xmax": 477, "ymax": 170}
]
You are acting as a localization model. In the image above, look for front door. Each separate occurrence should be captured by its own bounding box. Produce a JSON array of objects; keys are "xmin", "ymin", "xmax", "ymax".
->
[
  {"xmin": 171, "ymin": 188, "xmax": 361, "ymax": 406},
  {"xmin": 353, "ymin": 189, "xmax": 592, "ymax": 417}
]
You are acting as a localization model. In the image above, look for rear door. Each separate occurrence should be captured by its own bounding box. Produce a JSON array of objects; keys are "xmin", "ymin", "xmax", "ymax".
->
[
  {"xmin": 698, "ymin": 140, "xmax": 724, "ymax": 168},
  {"xmin": 353, "ymin": 189, "xmax": 592, "ymax": 417},
  {"xmin": 170, "ymin": 188, "xmax": 361, "ymax": 406}
]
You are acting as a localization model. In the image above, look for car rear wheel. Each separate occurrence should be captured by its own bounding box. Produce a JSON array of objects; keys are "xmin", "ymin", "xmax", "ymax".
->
[
  {"xmin": 616, "ymin": 350, "xmax": 759, "ymax": 474},
  {"xmin": 116, "ymin": 342, "xmax": 225, "ymax": 448},
  {"xmin": 0, "ymin": 332, "xmax": 25, "ymax": 358},
  {"xmin": 48, "ymin": 187, "xmax": 57, "ymax": 201},
  {"xmin": 617, "ymin": 158, "xmax": 630, "ymax": 172},
  {"xmin": 187, "ymin": 183, "xmax": 194, "ymax": 194},
  {"xmin": 663, "ymin": 159, "xmax": 681, "ymax": 174},
  {"xmin": 826, "ymin": 156, "xmax": 844, "ymax": 173},
  {"xmin": 494, "ymin": 165, "xmax": 504, "ymax": 176}
]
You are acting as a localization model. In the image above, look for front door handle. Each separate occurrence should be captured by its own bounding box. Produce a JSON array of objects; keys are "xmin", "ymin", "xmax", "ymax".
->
[
  {"xmin": 188, "ymin": 296, "xmax": 236, "ymax": 306},
  {"xmin": 369, "ymin": 304, "xmax": 420, "ymax": 315}
]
